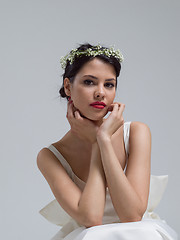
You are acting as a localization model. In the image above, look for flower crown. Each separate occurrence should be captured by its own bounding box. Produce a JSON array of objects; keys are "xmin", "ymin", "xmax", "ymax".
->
[{"xmin": 60, "ymin": 44, "xmax": 124, "ymax": 69}]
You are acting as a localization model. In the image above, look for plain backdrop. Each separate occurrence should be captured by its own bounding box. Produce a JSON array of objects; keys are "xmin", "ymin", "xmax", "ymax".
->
[{"xmin": 0, "ymin": 0, "xmax": 179, "ymax": 239}]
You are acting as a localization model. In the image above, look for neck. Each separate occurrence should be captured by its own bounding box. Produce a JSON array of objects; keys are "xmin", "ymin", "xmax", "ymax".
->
[
  {"xmin": 79, "ymin": 112, "xmax": 105, "ymax": 127},
  {"xmin": 61, "ymin": 117, "xmax": 105, "ymax": 149},
  {"xmin": 63, "ymin": 130, "xmax": 92, "ymax": 152},
  {"xmin": 92, "ymin": 118, "xmax": 104, "ymax": 127}
]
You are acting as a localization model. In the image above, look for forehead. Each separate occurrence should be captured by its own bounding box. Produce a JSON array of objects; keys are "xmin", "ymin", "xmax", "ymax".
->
[{"xmin": 75, "ymin": 58, "xmax": 116, "ymax": 79}]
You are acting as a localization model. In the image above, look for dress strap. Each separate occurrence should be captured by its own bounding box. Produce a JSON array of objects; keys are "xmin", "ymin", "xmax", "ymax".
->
[
  {"xmin": 47, "ymin": 144, "xmax": 74, "ymax": 180},
  {"xmin": 123, "ymin": 121, "xmax": 131, "ymax": 157}
]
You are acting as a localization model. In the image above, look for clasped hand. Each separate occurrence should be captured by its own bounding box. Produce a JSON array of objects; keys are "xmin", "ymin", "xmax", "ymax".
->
[{"xmin": 66, "ymin": 101, "xmax": 125, "ymax": 144}]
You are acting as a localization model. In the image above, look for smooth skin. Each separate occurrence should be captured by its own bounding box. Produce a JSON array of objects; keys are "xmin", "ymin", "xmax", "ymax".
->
[{"xmin": 37, "ymin": 58, "xmax": 151, "ymax": 227}]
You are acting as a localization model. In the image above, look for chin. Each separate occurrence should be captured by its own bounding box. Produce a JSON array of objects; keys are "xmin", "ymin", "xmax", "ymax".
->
[
  {"xmin": 79, "ymin": 110, "xmax": 108, "ymax": 122},
  {"xmin": 74, "ymin": 104, "xmax": 108, "ymax": 121}
]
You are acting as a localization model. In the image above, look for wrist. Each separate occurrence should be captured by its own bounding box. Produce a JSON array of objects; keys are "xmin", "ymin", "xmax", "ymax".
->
[
  {"xmin": 96, "ymin": 134, "xmax": 112, "ymax": 150},
  {"xmin": 97, "ymin": 132, "xmax": 111, "ymax": 144}
]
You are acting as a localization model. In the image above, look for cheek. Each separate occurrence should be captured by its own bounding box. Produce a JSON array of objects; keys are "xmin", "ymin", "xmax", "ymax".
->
[
  {"xmin": 71, "ymin": 92, "xmax": 88, "ymax": 110},
  {"xmin": 109, "ymin": 91, "xmax": 116, "ymax": 102},
  {"xmin": 73, "ymin": 88, "xmax": 90, "ymax": 102}
]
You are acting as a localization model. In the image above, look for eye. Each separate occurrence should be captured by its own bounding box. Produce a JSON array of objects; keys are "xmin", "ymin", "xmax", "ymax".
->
[
  {"xmin": 105, "ymin": 82, "xmax": 115, "ymax": 88},
  {"xmin": 84, "ymin": 79, "xmax": 94, "ymax": 85}
]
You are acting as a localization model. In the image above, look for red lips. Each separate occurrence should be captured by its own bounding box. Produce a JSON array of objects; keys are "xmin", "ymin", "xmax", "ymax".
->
[{"xmin": 90, "ymin": 101, "xmax": 106, "ymax": 107}]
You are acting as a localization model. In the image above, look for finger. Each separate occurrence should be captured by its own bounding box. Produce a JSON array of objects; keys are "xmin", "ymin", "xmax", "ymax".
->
[
  {"xmin": 108, "ymin": 103, "xmax": 119, "ymax": 112},
  {"xmin": 67, "ymin": 101, "xmax": 75, "ymax": 119},
  {"xmin": 66, "ymin": 102, "xmax": 70, "ymax": 118},
  {"xmin": 109, "ymin": 103, "xmax": 125, "ymax": 121},
  {"xmin": 108, "ymin": 101, "xmax": 123, "ymax": 111},
  {"xmin": 117, "ymin": 103, "xmax": 125, "ymax": 114},
  {"xmin": 113, "ymin": 102, "xmax": 120, "ymax": 105},
  {"xmin": 114, "ymin": 102, "xmax": 125, "ymax": 110},
  {"xmin": 111, "ymin": 102, "xmax": 125, "ymax": 110},
  {"xmin": 74, "ymin": 110, "xmax": 82, "ymax": 120},
  {"xmin": 117, "ymin": 105, "xmax": 125, "ymax": 121},
  {"xmin": 111, "ymin": 103, "xmax": 119, "ymax": 113}
]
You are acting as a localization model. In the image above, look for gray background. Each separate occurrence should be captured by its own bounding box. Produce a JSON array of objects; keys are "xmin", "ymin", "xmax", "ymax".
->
[{"xmin": 0, "ymin": 0, "xmax": 179, "ymax": 239}]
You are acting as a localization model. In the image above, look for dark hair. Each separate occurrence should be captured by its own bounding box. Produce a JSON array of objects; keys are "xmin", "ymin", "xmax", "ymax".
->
[{"xmin": 59, "ymin": 43, "xmax": 122, "ymax": 100}]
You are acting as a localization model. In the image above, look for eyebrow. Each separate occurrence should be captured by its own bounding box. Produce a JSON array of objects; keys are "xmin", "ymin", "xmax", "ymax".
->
[{"xmin": 82, "ymin": 74, "xmax": 116, "ymax": 81}]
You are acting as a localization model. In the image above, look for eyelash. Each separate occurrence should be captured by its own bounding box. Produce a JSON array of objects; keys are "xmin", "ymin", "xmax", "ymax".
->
[{"xmin": 83, "ymin": 80, "xmax": 115, "ymax": 88}]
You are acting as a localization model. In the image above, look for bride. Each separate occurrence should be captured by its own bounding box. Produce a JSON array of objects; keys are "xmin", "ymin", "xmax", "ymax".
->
[{"xmin": 37, "ymin": 43, "xmax": 178, "ymax": 239}]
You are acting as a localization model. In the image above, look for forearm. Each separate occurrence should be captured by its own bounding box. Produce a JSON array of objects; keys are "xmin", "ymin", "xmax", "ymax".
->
[
  {"xmin": 97, "ymin": 138, "xmax": 143, "ymax": 222},
  {"xmin": 78, "ymin": 142, "xmax": 106, "ymax": 226}
]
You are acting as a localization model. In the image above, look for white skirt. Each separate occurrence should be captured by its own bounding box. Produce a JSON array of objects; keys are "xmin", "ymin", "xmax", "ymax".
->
[{"xmin": 51, "ymin": 219, "xmax": 178, "ymax": 240}]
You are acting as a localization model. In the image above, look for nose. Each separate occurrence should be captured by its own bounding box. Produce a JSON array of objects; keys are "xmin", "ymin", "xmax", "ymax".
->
[{"xmin": 94, "ymin": 85, "xmax": 105, "ymax": 100}]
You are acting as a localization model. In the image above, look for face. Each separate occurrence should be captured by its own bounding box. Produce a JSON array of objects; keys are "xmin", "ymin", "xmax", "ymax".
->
[{"xmin": 64, "ymin": 58, "xmax": 117, "ymax": 123}]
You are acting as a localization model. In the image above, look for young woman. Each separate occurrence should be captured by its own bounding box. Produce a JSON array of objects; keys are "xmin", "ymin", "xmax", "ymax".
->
[{"xmin": 37, "ymin": 43, "xmax": 178, "ymax": 239}]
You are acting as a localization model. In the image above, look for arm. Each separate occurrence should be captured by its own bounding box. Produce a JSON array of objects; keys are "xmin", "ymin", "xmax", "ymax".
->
[
  {"xmin": 97, "ymin": 104, "xmax": 151, "ymax": 222},
  {"xmin": 37, "ymin": 143, "xmax": 106, "ymax": 228},
  {"xmin": 98, "ymin": 123, "xmax": 151, "ymax": 222},
  {"xmin": 78, "ymin": 142, "xmax": 106, "ymax": 225}
]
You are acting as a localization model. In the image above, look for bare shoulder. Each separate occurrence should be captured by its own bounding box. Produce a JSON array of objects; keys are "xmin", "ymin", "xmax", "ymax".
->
[
  {"xmin": 130, "ymin": 121, "xmax": 151, "ymax": 131},
  {"xmin": 37, "ymin": 147, "xmax": 50, "ymax": 158},
  {"xmin": 36, "ymin": 146, "xmax": 64, "ymax": 173},
  {"xmin": 129, "ymin": 121, "xmax": 151, "ymax": 142},
  {"xmin": 129, "ymin": 121, "xmax": 151, "ymax": 155},
  {"xmin": 36, "ymin": 147, "xmax": 67, "ymax": 185},
  {"xmin": 36, "ymin": 147, "xmax": 52, "ymax": 169}
]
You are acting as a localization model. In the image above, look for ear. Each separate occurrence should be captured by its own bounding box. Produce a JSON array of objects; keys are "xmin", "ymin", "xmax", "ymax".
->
[{"xmin": 64, "ymin": 78, "xmax": 71, "ymax": 97}]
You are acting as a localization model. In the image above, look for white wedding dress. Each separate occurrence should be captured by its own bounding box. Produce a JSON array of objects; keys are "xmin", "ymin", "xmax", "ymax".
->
[{"xmin": 39, "ymin": 121, "xmax": 178, "ymax": 240}]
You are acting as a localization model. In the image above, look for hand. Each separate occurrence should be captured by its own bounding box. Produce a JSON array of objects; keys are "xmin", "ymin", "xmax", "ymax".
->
[
  {"xmin": 97, "ymin": 102, "xmax": 125, "ymax": 141},
  {"xmin": 66, "ymin": 101, "xmax": 99, "ymax": 144}
]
